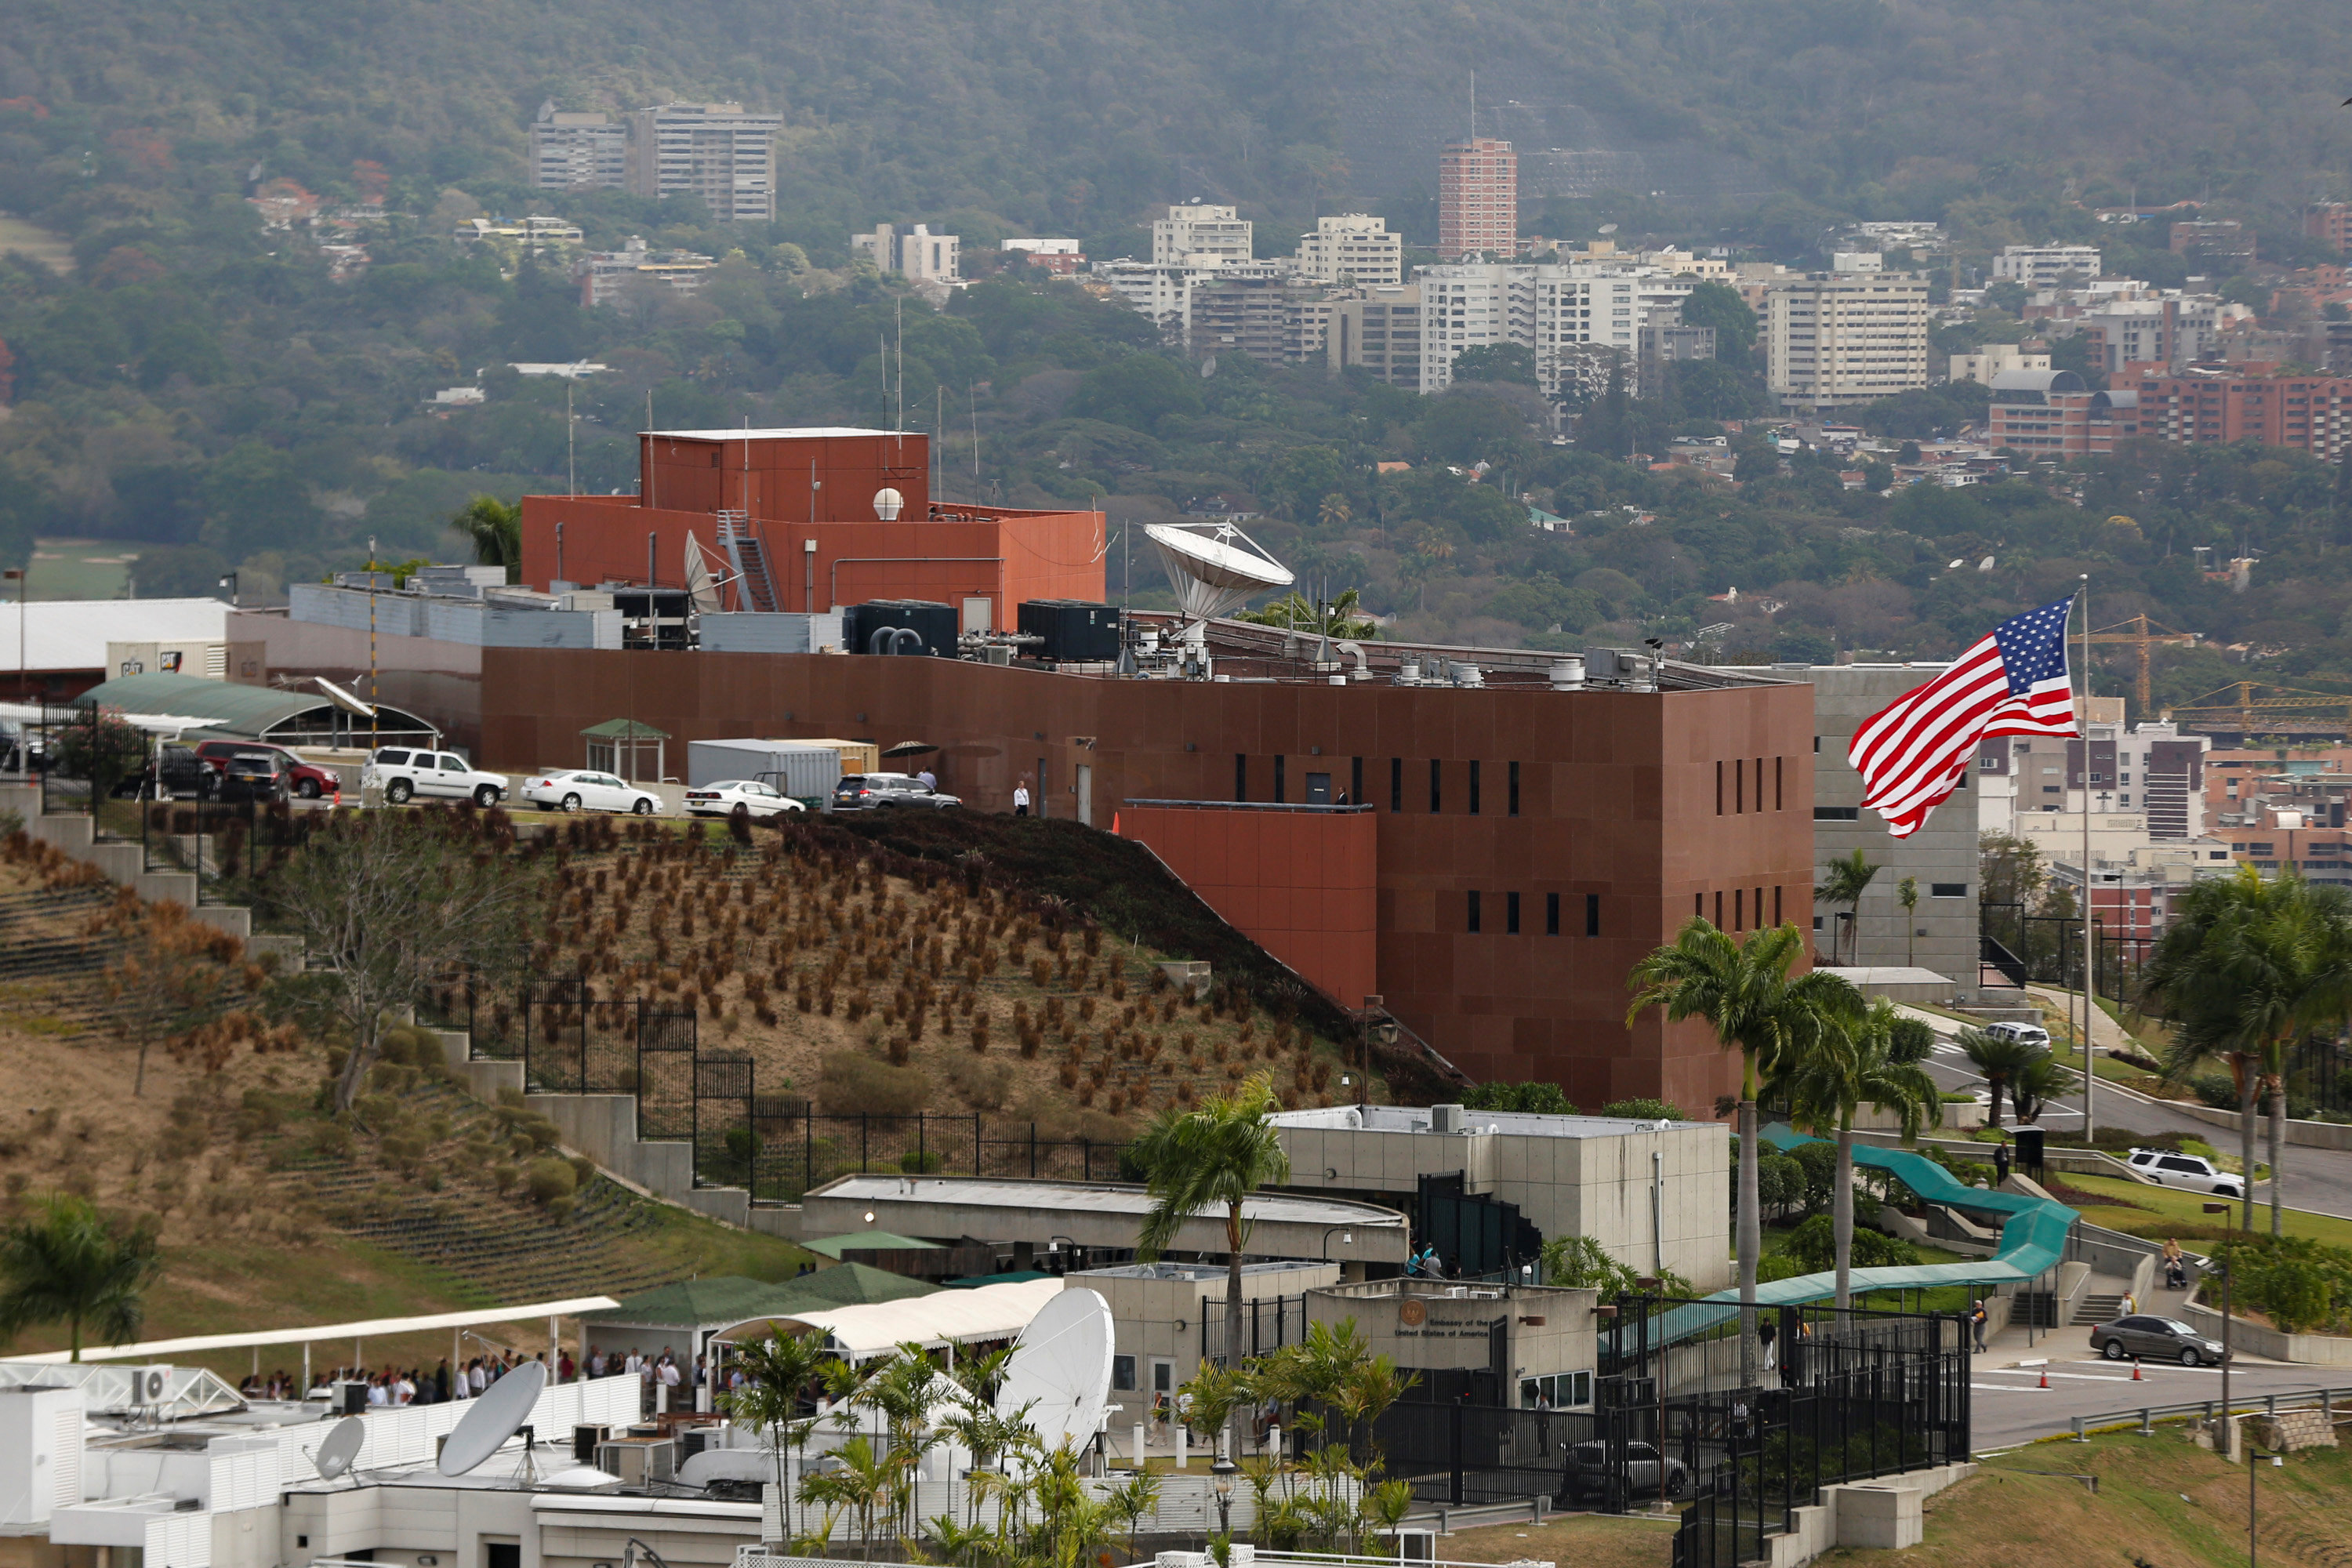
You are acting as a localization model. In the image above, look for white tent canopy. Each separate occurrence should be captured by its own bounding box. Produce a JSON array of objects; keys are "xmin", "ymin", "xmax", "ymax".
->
[
  {"xmin": 4, "ymin": 1294, "xmax": 620, "ymax": 1364},
  {"xmin": 711, "ymin": 1276, "xmax": 1062, "ymax": 1360}
]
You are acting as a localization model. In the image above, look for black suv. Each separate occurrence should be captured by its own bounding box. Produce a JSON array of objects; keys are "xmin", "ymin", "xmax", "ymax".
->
[
  {"xmin": 212, "ymin": 751, "xmax": 291, "ymax": 804},
  {"xmin": 830, "ymin": 772, "xmax": 962, "ymax": 811},
  {"xmin": 114, "ymin": 743, "xmax": 210, "ymax": 800}
]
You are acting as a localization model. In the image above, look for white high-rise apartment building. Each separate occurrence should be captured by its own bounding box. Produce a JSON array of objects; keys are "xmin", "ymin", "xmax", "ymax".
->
[
  {"xmin": 1293, "ymin": 214, "xmax": 1402, "ymax": 285},
  {"xmin": 1991, "ymin": 244, "xmax": 2103, "ymax": 287},
  {"xmin": 626, "ymin": 102, "xmax": 785, "ymax": 222},
  {"xmin": 528, "ymin": 103, "xmax": 628, "ymax": 191},
  {"xmin": 1099, "ymin": 256, "xmax": 1282, "ymax": 341},
  {"xmin": 1418, "ymin": 262, "xmax": 1647, "ymax": 400},
  {"xmin": 850, "ymin": 223, "xmax": 960, "ymax": 285},
  {"xmin": 1152, "ymin": 204, "xmax": 1254, "ymax": 264},
  {"xmin": 1765, "ymin": 273, "xmax": 1931, "ymax": 412}
]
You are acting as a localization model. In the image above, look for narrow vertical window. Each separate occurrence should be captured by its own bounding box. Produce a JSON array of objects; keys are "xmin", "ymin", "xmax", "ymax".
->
[
  {"xmin": 1508, "ymin": 760, "xmax": 1521, "ymax": 816},
  {"xmin": 1775, "ymin": 756, "xmax": 1784, "ymax": 811},
  {"xmin": 1735, "ymin": 888, "xmax": 1744, "ymax": 931},
  {"xmin": 1756, "ymin": 757, "xmax": 1765, "ymax": 811},
  {"xmin": 1506, "ymin": 891, "xmax": 1521, "ymax": 934},
  {"xmin": 1694, "ymin": 892, "xmax": 1704, "ymax": 918},
  {"xmin": 1547, "ymin": 893, "xmax": 1561, "ymax": 935},
  {"xmin": 1715, "ymin": 891, "xmax": 1724, "ymax": 927},
  {"xmin": 1468, "ymin": 760, "xmax": 1482, "ymax": 815},
  {"xmin": 1716, "ymin": 760, "xmax": 1724, "ymax": 815},
  {"xmin": 1585, "ymin": 894, "xmax": 1601, "ymax": 937},
  {"xmin": 1273, "ymin": 754, "xmax": 1286, "ymax": 804},
  {"xmin": 1390, "ymin": 757, "xmax": 1403, "ymax": 812},
  {"xmin": 1755, "ymin": 887, "xmax": 1765, "ymax": 930},
  {"xmin": 1429, "ymin": 759, "xmax": 1442, "ymax": 812},
  {"xmin": 1235, "ymin": 753, "xmax": 1247, "ymax": 802},
  {"xmin": 1467, "ymin": 891, "xmax": 1482, "ymax": 933},
  {"xmin": 1736, "ymin": 758, "xmax": 1745, "ymax": 813},
  {"xmin": 1773, "ymin": 885, "xmax": 1783, "ymax": 924},
  {"xmin": 1352, "ymin": 756, "xmax": 1363, "ymax": 805}
]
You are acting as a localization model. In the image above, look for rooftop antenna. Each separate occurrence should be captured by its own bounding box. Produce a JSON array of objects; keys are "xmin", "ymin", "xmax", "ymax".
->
[
  {"xmin": 311, "ymin": 1414, "xmax": 365, "ymax": 1487},
  {"xmin": 437, "ymin": 1357, "xmax": 546, "ymax": 1483},
  {"xmin": 895, "ymin": 294, "xmax": 906, "ymax": 456},
  {"xmin": 1470, "ymin": 69, "xmax": 1476, "ymax": 142}
]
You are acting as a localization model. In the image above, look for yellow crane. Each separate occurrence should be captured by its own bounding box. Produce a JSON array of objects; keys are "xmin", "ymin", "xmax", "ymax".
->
[
  {"xmin": 2084, "ymin": 614, "xmax": 2198, "ymax": 710},
  {"xmin": 2161, "ymin": 680, "xmax": 2352, "ymax": 736}
]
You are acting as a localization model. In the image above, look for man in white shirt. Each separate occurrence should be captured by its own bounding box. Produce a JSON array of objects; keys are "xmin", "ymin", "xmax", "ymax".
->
[
  {"xmin": 1014, "ymin": 782, "xmax": 1030, "ymax": 817},
  {"xmin": 917, "ymin": 768, "xmax": 937, "ymax": 792},
  {"xmin": 470, "ymin": 1360, "xmax": 488, "ymax": 1396}
]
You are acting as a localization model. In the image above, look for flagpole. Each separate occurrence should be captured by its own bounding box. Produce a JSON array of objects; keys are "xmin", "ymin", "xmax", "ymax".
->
[{"xmin": 2079, "ymin": 574, "xmax": 2096, "ymax": 1143}]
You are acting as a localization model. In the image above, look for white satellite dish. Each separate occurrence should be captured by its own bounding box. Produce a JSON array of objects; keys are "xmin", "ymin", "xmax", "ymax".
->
[
  {"xmin": 540, "ymin": 1464, "xmax": 625, "ymax": 1490},
  {"xmin": 1143, "ymin": 521, "xmax": 1294, "ymax": 622},
  {"xmin": 437, "ymin": 1359, "xmax": 546, "ymax": 1476},
  {"xmin": 1978, "ymin": 555, "xmax": 1996, "ymax": 572},
  {"xmin": 682, "ymin": 541, "xmax": 722, "ymax": 615},
  {"xmin": 314, "ymin": 1414, "xmax": 365, "ymax": 1482},
  {"xmin": 1947, "ymin": 558, "xmax": 1965, "ymax": 570},
  {"xmin": 1599, "ymin": 223, "xmax": 1620, "ymax": 235},
  {"xmin": 314, "ymin": 676, "xmax": 376, "ymax": 718},
  {"xmin": 1200, "ymin": 355, "xmax": 1218, "ymax": 379},
  {"xmin": 873, "ymin": 487, "xmax": 905, "ymax": 521},
  {"xmin": 996, "ymin": 1287, "xmax": 1113, "ymax": 1455}
]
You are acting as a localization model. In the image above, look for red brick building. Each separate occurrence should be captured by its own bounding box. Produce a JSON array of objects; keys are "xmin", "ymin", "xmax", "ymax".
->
[
  {"xmin": 1438, "ymin": 138, "xmax": 1517, "ymax": 260},
  {"xmin": 2124, "ymin": 364, "xmax": 2352, "ymax": 460},
  {"xmin": 1981, "ymin": 368, "xmax": 2143, "ymax": 456},
  {"xmin": 2307, "ymin": 202, "xmax": 2352, "ymax": 255}
]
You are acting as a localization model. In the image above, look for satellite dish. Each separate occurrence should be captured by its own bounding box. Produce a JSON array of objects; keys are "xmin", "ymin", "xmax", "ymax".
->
[
  {"xmin": 437, "ymin": 1359, "xmax": 546, "ymax": 1476},
  {"xmin": 1143, "ymin": 521, "xmax": 1294, "ymax": 622},
  {"xmin": 1978, "ymin": 555, "xmax": 1996, "ymax": 572},
  {"xmin": 1947, "ymin": 558, "xmax": 1965, "ymax": 570},
  {"xmin": 1200, "ymin": 356, "xmax": 1218, "ymax": 379},
  {"xmin": 1599, "ymin": 223, "xmax": 1619, "ymax": 235},
  {"xmin": 682, "ymin": 542, "xmax": 722, "ymax": 615},
  {"xmin": 314, "ymin": 676, "xmax": 376, "ymax": 718},
  {"xmin": 996, "ymin": 1287, "xmax": 1113, "ymax": 1455},
  {"xmin": 541, "ymin": 1464, "xmax": 624, "ymax": 1490},
  {"xmin": 873, "ymin": 487, "xmax": 905, "ymax": 521},
  {"xmin": 314, "ymin": 1415, "xmax": 365, "ymax": 1481}
]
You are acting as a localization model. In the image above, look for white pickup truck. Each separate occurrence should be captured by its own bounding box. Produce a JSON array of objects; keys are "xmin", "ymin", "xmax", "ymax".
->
[{"xmin": 361, "ymin": 746, "xmax": 509, "ymax": 808}]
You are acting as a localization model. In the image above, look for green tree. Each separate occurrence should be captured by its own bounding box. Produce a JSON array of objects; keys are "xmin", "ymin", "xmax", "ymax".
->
[
  {"xmin": 54, "ymin": 706, "xmax": 149, "ymax": 803},
  {"xmin": 1679, "ymin": 281, "xmax": 1759, "ymax": 368},
  {"xmin": 0, "ymin": 1194, "xmax": 162, "ymax": 1360},
  {"xmin": 1233, "ymin": 588, "xmax": 1377, "ymax": 640},
  {"xmin": 1897, "ymin": 876, "xmax": 1919, "ymax": 967},
  {"xmin": 2143, "ymin": 866, "xmax": 2347, "ymax": 1235},
  {"xmin": 1463, "ymin": 1081, "xmax": 1578, "ymax": 1113},
  {"xmin": 449, "ymin": 495, "xmax": 522, "ymax": 584},
  {"xmin": 1626, "ymin": 920, "xmax": 1858, "ymax": 1383},
  {"xmin": 1956, "ymin": 1027, "xmax": 2042, "ymax": 1129},
  {"xmin": 1817, "ymin": 849, "xmax": 1880, "ymax": 965},
  {"xmin": 1450, "ymin": 342, "xmax": 1537, "ymax": 386},
  {"xmin": 1768, "ymin": 996, "xmax": 1941, "ymax": 1308},
  {"xmin": 1072, "ymin": 353, "xmax": 1203, "ymax": 433},
  {"xmin": 723, "ymin": 1330, "xmax": 833, "ymax": 1540},
  {"xmin": 1132, "ymin": 1073, "xmax": 1290, "ymax": 1394},
  {"xmin": 197, "ymin": 440, "xmax": 319, "ymax": 561}
]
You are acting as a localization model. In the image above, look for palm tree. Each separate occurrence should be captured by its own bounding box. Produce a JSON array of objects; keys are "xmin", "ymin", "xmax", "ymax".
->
[
  {"xmin": 2143, "ymin": 866, "xmax": 2344, "ymax": 1235},
  {"xmin": 1133, "ymin": 1073, "xmax": 1291, "ymax": 1389},
  {"xmin": 1956, "ymin": 1027, "xmax": 2041, "ymax": 1129},
  {"xmin": 1317, "ymin": 492, "xmax": 1353, "ymax": 531},
  {"xmin": 722, "ymin": 1330, "xmax": 832, "ymax": 1541},
  {"xmin": 448, "ymin": 495, "xmax": 522, "ymax": 585},
  {"xmin": 1769, "ymin": 996, "xmax": 1942, "ymax": 1309},
  {"xmin": 1897, "ymin": 877, "xmax": 1919, "ymax": 968},
  {"xmin": 1627, "ymin": 920, "xmax": 1859, "ymax": 1384},
  {"xmin": 1817, "ymin": 850, "xmax": 1880, "ymax": 965},
  {"xmin": 0, "ymin": 1195, "xmax": 162, "ymax": 1360}
]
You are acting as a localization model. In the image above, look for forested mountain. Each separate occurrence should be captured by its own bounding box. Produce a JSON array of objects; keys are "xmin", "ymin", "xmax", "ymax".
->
[{"xmin": 5, "ymin": 0, "xmax": 2352, "ymax": 715}]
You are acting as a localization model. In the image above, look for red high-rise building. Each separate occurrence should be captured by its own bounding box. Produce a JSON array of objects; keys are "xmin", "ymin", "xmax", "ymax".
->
[{"xmin": 1439, "ymin": 138, "xmax": 1517, "ymax": 260}]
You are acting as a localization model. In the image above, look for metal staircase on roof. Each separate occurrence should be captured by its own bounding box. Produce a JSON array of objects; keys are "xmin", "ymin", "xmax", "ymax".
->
[{"xmin": 713, "ymin": 512, "xmax": 779, "ymax": 612}]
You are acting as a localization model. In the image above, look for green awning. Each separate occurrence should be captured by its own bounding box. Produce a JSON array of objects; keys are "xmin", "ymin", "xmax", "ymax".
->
[
  {"xmin": 805, "ymin": 1230, "xmax": 942, "ymax": 1260},
  {"xmin": 587, "ymin": 1262, "xmax": 937, "ymax": 1328},
  {"xmin": 580, "ymin": 718, "xmax": 670, "ymax": 740}
]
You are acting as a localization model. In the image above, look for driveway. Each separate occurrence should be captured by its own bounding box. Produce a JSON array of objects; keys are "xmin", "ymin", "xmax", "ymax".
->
[{"xmin": 1894, "ymin": 997, "xmax": 2352, "ymax": 1218}]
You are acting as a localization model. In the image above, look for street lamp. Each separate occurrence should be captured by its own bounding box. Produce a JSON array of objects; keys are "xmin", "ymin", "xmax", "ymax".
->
[
  {"xmin": 218, "ymin": 571, "xmax": 238, "ymax": 608},
  {"xmin": 1210, "ymin": 1439, "xmax": 1238, "ymax": 1538}
]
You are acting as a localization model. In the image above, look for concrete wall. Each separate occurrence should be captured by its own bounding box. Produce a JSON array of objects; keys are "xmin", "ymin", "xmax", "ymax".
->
[
  {"xmin": 2179, "ymin": 1294, "xmax": 2352, "ymax": 1365},
  {"xmin": 1, "ymin": 782, "xmax": 255, "ymax": 945},
  {"xmin": 1762, "ymin": 1464, "xmax": 1978, "ymax": 1568},
  {"xmin": 1075, "ymin": 1262, "xmax": 1338, "ymax": 1394},
  {"xmin": 1307, "ymin": 1279, "xmax": 1599, "ymax": 1387}
]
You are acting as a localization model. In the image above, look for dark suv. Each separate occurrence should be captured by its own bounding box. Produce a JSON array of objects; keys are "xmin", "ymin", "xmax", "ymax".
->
[
  {"xmin": 830, "ymin": 772, "xmax": 961, "ymax": 811},
  {"xmin": 212, "ymin": 751, "xmax": 291, "ymax": 804},
  {"xmin": 193, "ymin": 739, "xmax": 337, "ymax": 800},
  {"xmin": 114, "ymin": 743, "xmax": 210, "ymax": 800}
]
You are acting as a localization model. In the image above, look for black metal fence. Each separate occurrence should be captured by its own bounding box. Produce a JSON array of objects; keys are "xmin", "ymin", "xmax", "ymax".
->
[{"xmin": 1200, "ymin": 1294, "xmax": 1311, "ymax": 1365}]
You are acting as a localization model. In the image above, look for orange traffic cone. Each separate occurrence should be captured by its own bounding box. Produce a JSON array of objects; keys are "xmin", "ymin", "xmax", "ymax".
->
[
  {"xmin": 2038, "ymin": 1364, "xmax": 2049, "ymax": 1389},
  {"xmin": 2132, "ymin": 1359, "xmax": 2143, "ymax": 1381},
  {"xmin": 332, "ymin": 779, "xmax": 343, "ymax": 809}
]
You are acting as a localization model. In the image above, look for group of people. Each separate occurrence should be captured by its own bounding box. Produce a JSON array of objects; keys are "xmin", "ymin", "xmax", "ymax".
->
[
  {"xmin": 238, "ymin": 1350, "xmax": 543, "ymax": 1406},
  {"xmin": 1404, "ymin": 1243, "xmax": 1452, "ymax": 1279}
]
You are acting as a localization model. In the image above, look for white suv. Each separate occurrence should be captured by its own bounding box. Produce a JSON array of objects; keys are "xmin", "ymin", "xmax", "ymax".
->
[
  {"xmin": 1982, "ymin": 1021, "xmax": 2053, "ymax": 1048},
  {"xmin": 2125, "ymin": 1147, "xmax": 2245, "ymax": 1199},
  {"xmin": 363, "ymin": 747, "xmax": 508, "ymax": 808}
]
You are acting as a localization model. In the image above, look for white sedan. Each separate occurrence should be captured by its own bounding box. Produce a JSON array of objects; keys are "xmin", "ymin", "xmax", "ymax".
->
[
  {"xmin": 521, "ymin": 769, "xmax": 664, "ymax": 815},
  {"xmin": 683, "ymin": 780, "xmax": 806, "ymax": 819}
]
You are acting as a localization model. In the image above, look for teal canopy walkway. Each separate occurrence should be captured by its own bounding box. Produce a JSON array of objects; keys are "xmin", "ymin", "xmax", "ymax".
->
[{"xmin": 1645, "ymin": 1123, "xmax": 2078, "ymax": 1346}]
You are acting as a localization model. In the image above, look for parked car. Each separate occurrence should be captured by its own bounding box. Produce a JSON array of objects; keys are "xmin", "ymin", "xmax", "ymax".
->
[
  {"xmin": 830, "ymin": 772, "xmax": 962, "ymax": 811},
  {"xmin": 2090, "ymin": 1314, "xmax": 2230, "ymax": 1367},
  {"xmin": 683, "ymin": 779, "xmax": 805, "ymax": 819},
  {"xmin": 2124, "ymin": 1147, "xmax": 2245, "ymax": 1199},
  {"xmin": 361, "ymin": 747, "xmax": 508, "ymax": 808},
  {"xmin": 1561, "ymin": 1439, "xmax": 1690, "ymax": 1502},
  {"xmin": 192, "ymin": 739, "xmax": 339, "ymax": 800},
  {"xmin": 114, "ymin": 742, "xmax": 209, "ymax": 800},
  {"xmin": 212, "ymin": 751, "xmax": 291, "ymax": 804},
  {"xmin": 1980, "ymin": 1021, "xmax": 2052, "ymax": 1049},
  {"xmin": 521, "ymin": 768, "xmax": 663, "ymax": 815}
]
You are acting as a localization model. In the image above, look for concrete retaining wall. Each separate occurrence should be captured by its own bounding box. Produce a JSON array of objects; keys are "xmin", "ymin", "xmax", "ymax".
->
[
  {"xmin": 2177, "ymin": 1292, "xmax": 2352, "ymax": 1366},
  {"xmin": 1, "ymin": 782, "xmax": 257, "ymax": 944},
  {"xmin": 1762, "ymin": 1461, "xmax": 1977, "ymax": 1568},
  {"xmin": 2165, "ymin": 1101, "xmax": 2352, "ymax": 1152}
]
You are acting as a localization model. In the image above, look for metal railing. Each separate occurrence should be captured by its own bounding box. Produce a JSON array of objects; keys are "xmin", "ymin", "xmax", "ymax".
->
[{"xmin": 2065, "ymin": 1384, "xmax": 2352, "ymax": 1443}]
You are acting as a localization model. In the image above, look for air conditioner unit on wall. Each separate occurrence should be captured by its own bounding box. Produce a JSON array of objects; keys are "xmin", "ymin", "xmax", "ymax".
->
[{"xmin": 123, "ymin": 1366, "xmax": 171, "ymax": 1406}]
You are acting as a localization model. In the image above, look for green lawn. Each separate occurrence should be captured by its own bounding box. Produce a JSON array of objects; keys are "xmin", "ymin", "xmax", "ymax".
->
[
  {"xmin": 27, "ymin": 539, "xmax": 136, "ymax": 601},
  {"xmin": 2053, "ymin": 1172, "xmax": 2352, "ymax": 1248}
]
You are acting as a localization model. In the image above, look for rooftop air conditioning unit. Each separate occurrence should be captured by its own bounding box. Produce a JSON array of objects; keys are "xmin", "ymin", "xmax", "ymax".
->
[{"xmin": 123, "ymin": 1366, "xmax": 171, "ymax": 1407}]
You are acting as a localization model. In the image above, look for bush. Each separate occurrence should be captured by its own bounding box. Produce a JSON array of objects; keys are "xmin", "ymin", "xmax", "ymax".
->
[
  {"xmin": 1887, "ymin": 1018, "xmax": 1936, "ymax": 1065},
  {"xmin": 817, "ymin": 1049, "xmax": 927, "ymax": 1115},
  {"xmin": 1463, "ymin": 1082, "xmax": 1580, "ymax": 1113},
  {"xmin": 525, "ymin": 1156, "xmax": 577, "ymax": 1205},
  {"xmin": 1601, "ymin": 1098, "xmax": 1686, "ymax": 1122},
  {"xmin": 2190, "ymin": 1073, "xmax": 2241, "ymax": 1110},
  {"xmin": 1783, "ymin": 1214, "xmax": 1920, "ymax": 1272}
]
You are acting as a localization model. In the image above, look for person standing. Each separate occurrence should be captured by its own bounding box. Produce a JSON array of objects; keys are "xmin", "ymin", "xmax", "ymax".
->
[
  {"xmin": 1994, "ymin": 1135, "xmax": 2012, "ymax": 1188},
  {"xmin": 1759, "ymin": 1317, "xmax": 1779, "ymax": 1374},
  {"xmin": 1969, "ymin": 1301, "xmax": 1989, "ymax": 1353},
  {"xmin": 917, "ymin": 768, "xmax": 937, "ymax": 793},
  {"xmin": 1013, "ymin": 780, "xmax": 1031, "ymax": 817}
]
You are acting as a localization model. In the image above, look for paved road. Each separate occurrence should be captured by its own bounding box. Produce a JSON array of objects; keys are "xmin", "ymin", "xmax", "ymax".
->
[{"xmin": 1895, "ymin": 999, "xmax": 2352, "ymax": 1218}]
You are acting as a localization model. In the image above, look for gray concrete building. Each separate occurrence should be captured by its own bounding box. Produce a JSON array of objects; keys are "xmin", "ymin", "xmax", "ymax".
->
[
  {"xmin": 1306, "ymin": 1278, "xmax": 1601, "ymax": 1408},
  {"xmin": 626, "ymin": 102, "xmax": 784, "ymax": 222},
  {"xmin": 1770, "ymin": 664, "xmax": 1982, "ymax": 993},
  {"xmin": 1269, "ymin": 1105, "xmax": 1730, "ymax": 1291},
  {"xmin": 1072, "ymin": 1261, "xmax": 1338, "ymax": 1405}
]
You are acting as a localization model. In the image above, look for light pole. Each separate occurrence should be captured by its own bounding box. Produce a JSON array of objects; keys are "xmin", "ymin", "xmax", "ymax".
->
[
  {"xmin": 218, "ymin": 571, "xmax": 238, "ymax": 608},
  {"xmin": 1210, "ymin": 1439, "xmax": 1237, "ymax": 1540}
]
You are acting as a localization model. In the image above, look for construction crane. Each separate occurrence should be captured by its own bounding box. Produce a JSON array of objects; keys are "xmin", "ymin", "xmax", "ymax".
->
[
  {"xmin": 2161, "ymin": 680, "xmax": 2352, "ymax": 737},
  {"xmin": 2084, "ymin": 614, "xmax": 2199, "ymax": 710}
]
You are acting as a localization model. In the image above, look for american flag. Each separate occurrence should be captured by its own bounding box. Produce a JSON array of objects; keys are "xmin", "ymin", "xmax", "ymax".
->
[{"xmin": 1849, "ymin": 597, "xmax": 2081, "ymax": 839}]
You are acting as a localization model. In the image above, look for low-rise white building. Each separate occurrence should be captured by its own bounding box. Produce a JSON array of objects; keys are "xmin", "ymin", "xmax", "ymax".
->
[
  {"xmin": 1293, "ymin": 214, "xmax": 1403, "ymax": 286},
  {"xmin": 1991, "ymin": 244, "xmax": 2103, "ymax": 287},
  {"xmin": 850, "ymin": 223, "xmax": 960, "ymax": 285},
  {"xmin": 1152, "ymin": 203, "xmax": 1254, "ymax": 265},
  {"xmin": 1949, "ymin": 342, "xmax": 2052, "ymax": 384}
]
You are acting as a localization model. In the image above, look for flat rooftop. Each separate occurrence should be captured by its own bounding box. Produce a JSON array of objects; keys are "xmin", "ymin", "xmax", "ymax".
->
[
  {"xmin": 1270, "ymin": 1105, "xmax": 1711, "ymax": 1137},
  {"xmin": 808, "ymin": 1174, "xmax": 1406, "ymax": 1229},
  {"xmin": 642, "ymin": 426, "xmax": 894, "ymax": 440},
  {"xmin": 1077, "ymin": 1259, "xmax": 1332, "ymax": 1283}
]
